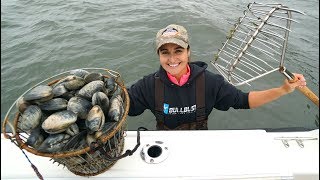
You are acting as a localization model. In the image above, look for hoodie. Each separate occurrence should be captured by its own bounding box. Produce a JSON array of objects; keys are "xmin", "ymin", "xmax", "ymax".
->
[{"xmin": 127, "ymin": 61, "xmax": 250, "ymax": 129}]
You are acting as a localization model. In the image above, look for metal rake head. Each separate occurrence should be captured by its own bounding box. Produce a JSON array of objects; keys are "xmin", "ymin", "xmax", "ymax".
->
[{"xmin": 211, "ymin": 2, "xmax": 305, "ymax": 86}]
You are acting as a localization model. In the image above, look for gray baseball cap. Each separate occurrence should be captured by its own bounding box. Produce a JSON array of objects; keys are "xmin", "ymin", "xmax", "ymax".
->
[{"xmin": 156, "ymin": 24, "xmax": 189, "ymax": 51}]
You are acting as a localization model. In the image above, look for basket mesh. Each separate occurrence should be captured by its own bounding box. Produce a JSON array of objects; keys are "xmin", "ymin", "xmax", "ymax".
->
[{"xmin": 54, "ymin": 127, "xmax": 125, "ymax": 176}]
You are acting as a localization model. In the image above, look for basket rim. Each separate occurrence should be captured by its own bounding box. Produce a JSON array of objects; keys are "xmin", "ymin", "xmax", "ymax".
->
[{"xmin": 11, "ymin": 71, "xmax": 130, "ymax": 158}]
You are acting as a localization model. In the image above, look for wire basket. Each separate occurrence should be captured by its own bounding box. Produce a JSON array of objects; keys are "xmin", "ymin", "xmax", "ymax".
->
[{"xmin": 2, "ymin": 68, "xmax": 130, "ymax": 176}]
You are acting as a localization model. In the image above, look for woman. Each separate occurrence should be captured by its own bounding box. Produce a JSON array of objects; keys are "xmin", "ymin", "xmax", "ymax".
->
[{"xmin": 127, "ymin": 24, "xmax": 306, "ymax": 130}]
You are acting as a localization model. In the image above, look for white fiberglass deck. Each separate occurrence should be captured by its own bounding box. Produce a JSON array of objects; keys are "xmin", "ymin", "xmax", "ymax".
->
[{"xmin": 1, "ymin": 129, "xmax": 319, "ymax": 180}]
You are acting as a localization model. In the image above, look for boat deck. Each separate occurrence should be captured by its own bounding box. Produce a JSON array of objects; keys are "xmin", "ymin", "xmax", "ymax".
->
[{"xmin": 1, "ymin": 129, "xmax": 319, "ymax": 179}]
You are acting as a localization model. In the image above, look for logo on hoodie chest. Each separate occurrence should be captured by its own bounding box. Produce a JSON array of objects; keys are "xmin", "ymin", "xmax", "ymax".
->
[{"xmin": 163, "ymin": 103, "xmax": 196, "ymax": 115}]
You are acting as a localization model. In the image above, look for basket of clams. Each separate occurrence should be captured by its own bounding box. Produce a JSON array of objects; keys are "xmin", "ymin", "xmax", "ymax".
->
[{"xmin": 2, "ymin": 68, "xmax": 130, "ymax": 176}]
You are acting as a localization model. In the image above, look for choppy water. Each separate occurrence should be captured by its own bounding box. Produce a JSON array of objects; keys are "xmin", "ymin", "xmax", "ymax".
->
[{"xmin": 1, "ymin": 0, "xmax": 319, "ymax": 131}]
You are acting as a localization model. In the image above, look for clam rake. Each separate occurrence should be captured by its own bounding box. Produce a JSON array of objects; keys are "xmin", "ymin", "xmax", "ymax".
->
[{"xmin": 211, "ymin": 2, "xmax": 319, "ymax": 107}]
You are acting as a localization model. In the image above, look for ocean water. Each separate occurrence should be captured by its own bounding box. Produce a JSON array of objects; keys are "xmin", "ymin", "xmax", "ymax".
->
[{"xmin": 1, "ymin": 0, "xmax": 319, "ymax": 131}]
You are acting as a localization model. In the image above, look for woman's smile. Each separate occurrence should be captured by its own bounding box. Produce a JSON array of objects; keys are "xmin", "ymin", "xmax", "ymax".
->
[{"xmin": 168, "ymin": 63, "xmax": 180, "ymax": 68}]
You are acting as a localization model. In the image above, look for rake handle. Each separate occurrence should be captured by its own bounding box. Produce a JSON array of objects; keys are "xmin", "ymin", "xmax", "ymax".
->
[{"xmin": 281, "ymin": 67, "xmax": 319, "ymax": 107}]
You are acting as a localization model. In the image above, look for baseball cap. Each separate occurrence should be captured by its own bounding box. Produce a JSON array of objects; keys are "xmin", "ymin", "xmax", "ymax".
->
[{"xmin": 156, "ymin": 24, "xmax": 189, "ymax": 51}]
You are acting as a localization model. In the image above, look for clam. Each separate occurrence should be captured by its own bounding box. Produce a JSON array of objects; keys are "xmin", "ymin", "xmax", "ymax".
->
[
  {"xmin": 77, "ymin": 80, "xmax": 106, "ymax": 100},
  {"xmin": 42, "ymin": 110, "xmax": 77, "ymax": 134},
  {"xmin": 67, "ymin": 96, "xmax": 92, "ymax": 119},
  {"xmin": 84, "ymin": 72, "xmax": 104, "ymax": 83},
  {"xmin": 63, "ymin": 75, "xmax": 86, "ymax": 90},
  {"xmin": 108, "ymin": 94, "xmax": 124, "ymax": 122},
  {"xmin": 86, "ymin": 105, "xmax": 105, "ymax": 134},
  {"xmin": 38, "ymin": 133, "xmax": 71, "ymax": 153},
  {"xmin": 18, "ymin": 105, "xmax": 42, "ymax": 132},
  {"xmin": 38, "ymin": 98, "xmax": 68, "ymax": 112},
  {"xmin": 105, "ymin": 77, "xmax": 118, "ymax": 96},
  {"xmin": 55, "ymin": 75, "xmax": 86, "ymax": 91},
  {"xmin": 26, "ymin": 126, "xmax": 46, "ymax": 149},
  {"xmin": 92, "ymin": 92, "xmax": 109, "ymax": 115},
  {"xmin": 23, "ymin": 85, "xmax": 53, "ymax": 103},
  {"xmin": 70, "ymin": 69, "xmax": 90, "ymax": 79}
]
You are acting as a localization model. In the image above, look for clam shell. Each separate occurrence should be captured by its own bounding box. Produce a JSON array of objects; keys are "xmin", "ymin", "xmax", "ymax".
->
[
  {"xmin": 84, "ymin": 72, "xmax": 104, "ymax": 83},
  {"xmin": 42, "ymin": 110, "xmax": 77, "ymax": 134},
  {"xmin": 23, "ymin": 85, "xmax": 53, "ymax": 103},
  {"xmin": 92, "ymin": 92, "xmax": 109, "ymax": 115},
  {"xmin": 38, "ymin": 133, "xmax": 71, "ymax": 153},
  {"xmin": 77, "ymin": 80, "xmax": 106, "ymax": 100},
  {"xmin": 86, "ymin": 105, "xmax": 105, "ymax": 134},
  {"xmin": 38, "ymin": 98, "xmax": 68, "ymax": 111},
  {"xmin": 63, "ymin": 75, "xmax": 86, "ymax": 90},
  {"xmin": 108, "ymin": 94, "xmax": 124, "ymax": 122},
  {"xmin": 26, "ymin": 126, "xmax": 46, "ymax": 149},
  {"xmin": 105, "ymin": 77, "xmax": 118, "ymax": 96},
  {"xmin": 18, "ymin": 105, "xmax": 42, "ymax": 132},
  {"xmin": 67, "ymin": 96, "xmax": 92, "ymax": 119},
  {"xmin": 70, "ymin": 69, "xmax": 90, "ymax": 79}
]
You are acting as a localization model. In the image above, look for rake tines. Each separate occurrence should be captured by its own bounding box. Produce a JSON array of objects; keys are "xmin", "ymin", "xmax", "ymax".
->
[{"xmin": 211, "ymin": 2, "xmax": 305, "ymax": 86}]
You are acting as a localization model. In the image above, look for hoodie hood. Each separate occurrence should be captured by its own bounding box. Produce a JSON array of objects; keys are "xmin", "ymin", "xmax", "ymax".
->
[{"xmin": 158, "ymin": 61, "xmax": 208, "ymax": 86}]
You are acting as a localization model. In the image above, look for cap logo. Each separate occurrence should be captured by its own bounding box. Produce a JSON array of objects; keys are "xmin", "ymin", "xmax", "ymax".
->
[{"xmin": 162, "ymin": 27, "xmax": 179, "ymax": 37}]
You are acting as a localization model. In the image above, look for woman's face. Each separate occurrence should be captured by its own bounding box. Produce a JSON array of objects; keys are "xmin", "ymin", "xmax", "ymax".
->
[{"xmin": 158, "ymin": 43, "xmax": 190, "ymax": 80}]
